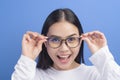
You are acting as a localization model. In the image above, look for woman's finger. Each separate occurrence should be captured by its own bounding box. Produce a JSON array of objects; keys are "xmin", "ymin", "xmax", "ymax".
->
[
  {"xmin": 26, "ymin": 31, "xmax": 39, "ymax": 40},
  {"xmin": 94, "ymin": 31, "xmax": 106, "ymax": 39},
  {"xmin": 22, "ymin": 34, "xmax": 32, "ymax": 43}
]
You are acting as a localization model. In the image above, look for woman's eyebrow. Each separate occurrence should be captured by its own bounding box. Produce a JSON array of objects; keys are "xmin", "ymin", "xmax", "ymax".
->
[
  {"xmin": 67, "ymin": 34, "xmax": 77, "ymax": 37},
  {"xmin": 48, "ymin": 34, "xmax": 77, "ymax": 38},
  {"xmin": 48, "ymin": 35, "xmax": 60, "ymax": 38}
]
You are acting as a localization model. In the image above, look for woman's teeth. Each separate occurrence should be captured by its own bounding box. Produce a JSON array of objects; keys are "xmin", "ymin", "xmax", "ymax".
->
[{"xmin": 57, "ymin": 55, "xmax": 70, "ymax": 59}]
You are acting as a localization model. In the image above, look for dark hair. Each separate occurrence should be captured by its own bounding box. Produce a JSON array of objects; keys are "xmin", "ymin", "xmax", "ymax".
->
[{"xmin": 37, "ymin": 8, "xmax": 84, "ymax": 69}]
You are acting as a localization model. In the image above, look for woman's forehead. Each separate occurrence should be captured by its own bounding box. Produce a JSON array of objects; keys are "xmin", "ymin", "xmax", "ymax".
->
[{"xmin": 47, "ymin": 21, "xmax": 79, "ymax": 37}]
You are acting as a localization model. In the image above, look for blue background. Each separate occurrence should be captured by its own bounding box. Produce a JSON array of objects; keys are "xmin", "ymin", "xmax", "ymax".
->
[{"xmin": 0, "ymin": 0, "xmax": 120, "ymax": 80}]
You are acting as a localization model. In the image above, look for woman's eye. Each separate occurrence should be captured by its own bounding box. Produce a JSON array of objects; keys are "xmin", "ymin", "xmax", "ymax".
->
[
  {"xmin": 50, "ymin": 37, "xmax": 60, "ymax": 43},
  {"xmin": 67, "ymin": 37, "xmax": 76, "ymax": 42}
]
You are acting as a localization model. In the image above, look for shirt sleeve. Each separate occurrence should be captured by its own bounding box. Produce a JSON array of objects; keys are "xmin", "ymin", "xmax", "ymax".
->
[
  {"xmin": 11, "ymin": 55, "xmax": 37, "ymax": 80},
  {"xmin": 89, "ymin": 45, "xmax": 120, "ymax": 80}
]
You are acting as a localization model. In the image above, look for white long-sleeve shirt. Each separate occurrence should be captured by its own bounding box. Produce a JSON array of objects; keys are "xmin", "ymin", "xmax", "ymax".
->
[{"xmin": 11, "ymin": 45, "xmax": 120, "ymax": 80}]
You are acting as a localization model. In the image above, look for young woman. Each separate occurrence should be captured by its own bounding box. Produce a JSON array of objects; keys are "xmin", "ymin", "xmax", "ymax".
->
[{"xmin": 11, "ymin": 8, "xmax": 120, "ymax": 80}]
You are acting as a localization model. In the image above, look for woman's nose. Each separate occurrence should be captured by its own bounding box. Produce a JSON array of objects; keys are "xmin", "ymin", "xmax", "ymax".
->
[{"xmin": 59, "ymin": 41, "xmax": 69, "ymax": 51}]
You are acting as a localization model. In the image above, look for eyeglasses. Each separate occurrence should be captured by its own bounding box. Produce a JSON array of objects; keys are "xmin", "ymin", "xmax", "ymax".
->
[{"xmin": 46, "ymin": 36, "xmax": 81, "ymax": 48}]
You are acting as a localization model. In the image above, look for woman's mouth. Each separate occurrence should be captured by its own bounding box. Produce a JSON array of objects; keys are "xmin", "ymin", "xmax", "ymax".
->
[{"xmin": 57, "ymin": 54, "xmax": 71, "ymax": 64}]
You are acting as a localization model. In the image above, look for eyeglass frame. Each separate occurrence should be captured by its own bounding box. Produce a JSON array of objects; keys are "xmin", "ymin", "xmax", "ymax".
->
[{"xmin": 45, "ymin": 35, "xmax": 82, "ymax": 49}]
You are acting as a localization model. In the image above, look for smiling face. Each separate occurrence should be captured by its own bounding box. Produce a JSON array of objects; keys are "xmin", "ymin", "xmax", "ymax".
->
[{"xmin": 45, "ymin": 21, "xmax": 82, "ymax": 70}]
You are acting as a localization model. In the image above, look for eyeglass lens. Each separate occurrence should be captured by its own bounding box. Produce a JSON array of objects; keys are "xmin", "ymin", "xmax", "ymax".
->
[{"xmin": 47, "ymin": 36, "xmax": 81, "ymax": 48}]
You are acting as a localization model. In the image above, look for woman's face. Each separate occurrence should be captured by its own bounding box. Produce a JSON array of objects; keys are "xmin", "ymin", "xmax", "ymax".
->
[{"xmin": 45, "ymin": 21, "xmax": 82, "ymax": 70}]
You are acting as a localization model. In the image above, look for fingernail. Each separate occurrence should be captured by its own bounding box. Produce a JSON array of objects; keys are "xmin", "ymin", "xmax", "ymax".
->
[{"xmin": 44, "ymin": 37, "xmax": 48, "ymax": 39}]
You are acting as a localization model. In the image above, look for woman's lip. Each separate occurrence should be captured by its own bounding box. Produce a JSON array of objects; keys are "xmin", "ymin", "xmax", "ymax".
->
[
  {"xmin": 57, "ymin": 54, "xmax": 71, "ymax": 61},
  {"xmin": 57, "ymin": 55, "xmax": 69, "ymax": 58},
  {"xmin": 57, "ymin": 53, "xmax": 72, "ymax": 58},
  {"xmin": 56, "ymin": 54, "xmax": 71, "ymax": 64}
]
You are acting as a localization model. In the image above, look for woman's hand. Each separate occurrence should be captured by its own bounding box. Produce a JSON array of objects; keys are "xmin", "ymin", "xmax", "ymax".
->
[
  {"xmin": 81, "ymin": 31, "xmax": 107, "ymax": 54},
  {"xmin": 22, "ymin": 31, "xmax": 47, "ymax": 60}
]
